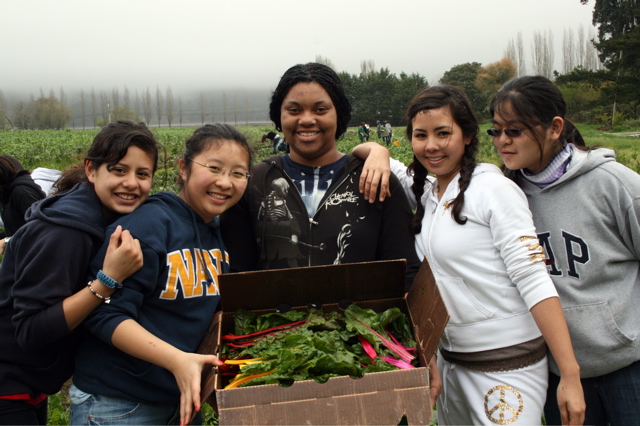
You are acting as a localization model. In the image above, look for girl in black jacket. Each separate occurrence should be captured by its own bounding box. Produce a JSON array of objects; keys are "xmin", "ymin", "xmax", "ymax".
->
[{"xmin": 0, "ymin": 121, "xmax": 159, "ymax": 425}]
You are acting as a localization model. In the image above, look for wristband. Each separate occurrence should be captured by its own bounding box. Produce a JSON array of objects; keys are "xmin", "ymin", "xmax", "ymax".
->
[
  {"xmin": 97, "ymin": 270, "xmax": 122, "ymax": 289},
  {"xmin": 87, "ymin": 281, "xmax": 111, "ymax": 304}
]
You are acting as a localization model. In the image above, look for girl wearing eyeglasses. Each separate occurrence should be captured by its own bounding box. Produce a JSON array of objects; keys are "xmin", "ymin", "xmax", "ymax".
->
[
  {"xmin": 70, "ymin": 124, "xmax": 252, "ymax": 426},
  {"xmin": 353, "ymin": 85, "xmax": 585, "ymax": 425},
  {"xmin": 489, "ymin": 75, "xmax": 640, "ymax": 426}
]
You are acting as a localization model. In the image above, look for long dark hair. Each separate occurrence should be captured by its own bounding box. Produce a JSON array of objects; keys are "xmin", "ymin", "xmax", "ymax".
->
[
  {"xmin": 54, "ymin": 120, "xmax": 159, "ymax": 193},
  {"xmin": 0, "ymin": 155, "xmax": 26, "ymax": 192},
  {"xmin": 269, "ymin": 63, "xmax": 351, "ymax": 140},
  {"xmin": 489, "ymin": 76, "xmax": 589, "ymax": 179},
  {"xmin": 406, "ymin": 85, "xmax": 479, "ymax": 232}
]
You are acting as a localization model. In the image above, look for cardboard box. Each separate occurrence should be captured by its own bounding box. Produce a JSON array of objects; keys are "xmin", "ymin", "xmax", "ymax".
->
[{"xmin": 198, "ymin": 258, "xmax": 449, "ymax": 425}]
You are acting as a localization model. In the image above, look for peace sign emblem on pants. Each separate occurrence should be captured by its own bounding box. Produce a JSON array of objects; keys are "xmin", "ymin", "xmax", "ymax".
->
[{"xmin": 483, "ymin": 384, "xmax": 524, "ymax": 424}]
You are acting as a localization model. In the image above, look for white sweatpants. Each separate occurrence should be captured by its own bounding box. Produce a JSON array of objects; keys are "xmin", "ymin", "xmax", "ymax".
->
[{"xmin": 436, "ymin": 356, "xmax": 548, "ymax": 425}]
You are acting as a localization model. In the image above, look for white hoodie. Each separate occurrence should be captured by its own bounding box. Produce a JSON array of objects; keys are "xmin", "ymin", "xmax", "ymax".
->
[{"xmin": 391, "ymin": 160, "xmax": 558, "ymax": 353}]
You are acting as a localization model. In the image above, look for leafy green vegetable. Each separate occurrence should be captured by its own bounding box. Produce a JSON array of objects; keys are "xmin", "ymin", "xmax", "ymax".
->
[{"xmin": 221, "ymin": 305, "xmax": 418, "ymax": 389}]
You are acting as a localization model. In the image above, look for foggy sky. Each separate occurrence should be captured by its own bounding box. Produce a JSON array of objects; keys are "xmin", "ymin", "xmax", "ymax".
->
[{"xmin": 2, "ymin": 0, "xmax": 596, "ymax": 98}]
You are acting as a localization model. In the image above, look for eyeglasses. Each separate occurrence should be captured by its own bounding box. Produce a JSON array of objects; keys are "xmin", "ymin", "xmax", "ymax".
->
[
  {"xmin": 189, "ymin": 158, "xmax": 251, "ymax": 181},
  {"xmin": 486, "ymin": 128, "xmax": 523, "ymax": 138}
]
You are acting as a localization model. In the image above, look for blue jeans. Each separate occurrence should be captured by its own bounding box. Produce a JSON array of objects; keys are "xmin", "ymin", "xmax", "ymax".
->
[
  {"xmin": 69, "ymin": 384, "xmax": 203, "ymax": 425},
  {"xmin": 544, "ymin": 361, "xmax": 640, "ymax": 425}
]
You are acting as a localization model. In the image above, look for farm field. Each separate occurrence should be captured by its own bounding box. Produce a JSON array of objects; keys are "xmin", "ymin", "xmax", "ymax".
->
[
  {"xmin": 1, "ymin": 123, "xmax": 639, "ymax": 425},
  {"xmin": 2, "ymin": 123, "xmax": 639, "ymax": 194}
]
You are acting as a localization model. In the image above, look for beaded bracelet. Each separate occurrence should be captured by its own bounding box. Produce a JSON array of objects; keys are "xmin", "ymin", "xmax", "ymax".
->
[
  {"xmin": 97, "ymin": 270, "xmax": 122, "ymax": 289},
  {"xmin": 87, "ymin": 281, "xmax": 111, "ymax": 304}
]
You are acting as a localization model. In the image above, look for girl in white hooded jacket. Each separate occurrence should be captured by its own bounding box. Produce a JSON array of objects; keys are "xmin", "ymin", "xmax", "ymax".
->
[{"xmin": 354, "ymin": 85, "xmax": 584, "ymax": 425}]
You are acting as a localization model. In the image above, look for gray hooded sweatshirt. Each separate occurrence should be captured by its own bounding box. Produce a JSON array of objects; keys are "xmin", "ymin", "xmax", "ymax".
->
[{"xmin": 517, "ymin": 146, "xmax": 640, "ymax": 378}]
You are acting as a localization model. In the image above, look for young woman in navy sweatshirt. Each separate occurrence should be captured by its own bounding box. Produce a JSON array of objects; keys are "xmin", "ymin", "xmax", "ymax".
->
[{"xmin": 70, "ymin": 124, "xmax": 253, "ymax": 426}]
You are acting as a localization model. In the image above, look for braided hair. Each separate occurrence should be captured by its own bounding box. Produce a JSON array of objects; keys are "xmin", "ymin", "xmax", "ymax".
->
[
  {"xmin": 406, "ymin": 85, "xmax": 479, "ymax": 233},
  {"xmin": 268, "ymin": 63, "xmax": 352, "ymax": 140}
]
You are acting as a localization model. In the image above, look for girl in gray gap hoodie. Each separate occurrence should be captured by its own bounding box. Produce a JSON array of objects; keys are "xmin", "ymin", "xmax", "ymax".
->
[{"xmin": 490, "ymin": 75, "xmax": 640, "ymax": 426}]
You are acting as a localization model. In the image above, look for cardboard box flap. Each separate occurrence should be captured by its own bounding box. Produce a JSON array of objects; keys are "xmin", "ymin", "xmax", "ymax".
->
[
  {"xmin": 218, "ymin": 260, "xmax": 407, "ymax": 312},
  {"xmin": 407, "ymin": 257, "xmax": 450, "ymax": 367},
  {"xmin": 216, "ymin": 369, "xmax": 431, "ymax": 425}
]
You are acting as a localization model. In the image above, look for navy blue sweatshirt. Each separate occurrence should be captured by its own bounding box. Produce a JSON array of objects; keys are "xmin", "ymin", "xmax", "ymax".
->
[
  {"xmin": 0, "ymin": 183, "xmax": 107, "ymax": 396},
  {"xmin": 73, "ymin": 192, "xmax": 227, "ymax": 404}
]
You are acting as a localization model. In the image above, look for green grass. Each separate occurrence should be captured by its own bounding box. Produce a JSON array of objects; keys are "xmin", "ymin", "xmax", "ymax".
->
[{"xmin": 1, "ymin": 123, "xmax": 636, "ymax": 425}]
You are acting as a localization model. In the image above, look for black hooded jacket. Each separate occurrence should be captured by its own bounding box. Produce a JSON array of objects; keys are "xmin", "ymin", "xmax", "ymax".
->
[
  {"xmin": 0, "ymin": 183, "xmax": 107, "ymax": 396},
  {"xmin": 221, "ymin": 155, "xmax": 420, "ymax": 290},
  {"xmin": 0, "ymin": 170, "xmax": 46, "ymax": 238}
]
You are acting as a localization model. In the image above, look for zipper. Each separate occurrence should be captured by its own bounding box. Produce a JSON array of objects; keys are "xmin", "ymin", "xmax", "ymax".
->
[{"xmin": 307, "ymin": 171, "xmax": 352, "ymax": 266}]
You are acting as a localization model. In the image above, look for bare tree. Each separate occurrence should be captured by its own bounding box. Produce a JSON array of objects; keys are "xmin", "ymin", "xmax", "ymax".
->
[
  {"xmin": 584, "ymin": 27, "xmax": 600, "ymax": 71},
  {"xmin": 562, "ymin": 28, "xmax": 577, "ymax": 74},
  {"xmin": 360, "ymin": 59, "xmax": 376, "ymax": 75},
  {"xmin": 165, "ymin": 86, "xmax": 174, "ymax": 127},
  {"xmin": 576, "ymin": 25, "xmax": 587, "ymax": 69},
  {"xmin": 59, "ymin": 87, "xmax": 69, "ymax": 128},
  {"xmin": 315, "ymin": 55, "xmax": 336, "ymax": 70},
  {"xmin": 531, "ymin": 30, "xmax": 554, "ymax": 79},
  {"xmin": 155, "ymin": 86, "xmax": 163, "ymax": 127},
  {"xmin": 100, "ymin": 91, "xmax": 109, "ymax": 124},
  {"xmin": 134, "ymin": 90, "xmax": 140, "ymax": 119},
  {"xmin": 111, "ymin": 87, "xmax": 120, "ymax": 120},
  {"xmin": 80, "ymin": 89, "xmax": 87, "ymax": 130},
  {"xmin": 178, "ymin": 97, "xmax": 184, "ymax": 127},
  {"xmin": 90, "ymin": 88, "xmax": 97, "ymax": 128},
  {"xmin": 516, "ymin": 32, "xmax": 526, "ymax": 77},
  {"xmin": 245, "ymin": 96, "xmax": 249, "ymax": 126},
  {"xmin": 0, "ymin": 90, "xmax": 7, "ymax": 130},
  {"xmin": 504, "ymin": 39, "xmax": 517, "ymax": 71},
  {"xmin": 199, "ymin": 92, "xmax": 206, "ymax": 125},
  {"xmin": 222, "ymin": 92, "xmax": 228, "ymax": 123},
  {"xmin": 142, "ymin": 88, "xmax": 152, "ymax": 125},
  {"xmin": 234, "ymin": 95, "xmax": 238, "ymax": 126},
  {"xmin": 123, "ymin": 86, "xmax": 131, "ymax": 115}
]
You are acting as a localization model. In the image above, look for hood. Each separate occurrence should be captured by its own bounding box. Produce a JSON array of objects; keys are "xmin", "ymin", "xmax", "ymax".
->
[
  {"xmin": 2, "ymin": 170, "xmax": 45, "ymax": 204},
  {"xmin": 558, "ymin": 146, "xmax": 616, "ymax": 184},
  {"xmin": 435, "ymin": 163, "xmax": 501, "ymax": 201},
  {"xmin": 24, "ymin": 182, "xmax": 107, "ymax": 241},
  {"xmin": 519, "ymin": 146, "xmax": 617, "ymax": 193}
]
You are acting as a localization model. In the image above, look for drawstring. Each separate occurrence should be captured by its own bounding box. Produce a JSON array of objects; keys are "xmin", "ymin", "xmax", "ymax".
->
[{"xmin": 188, "ymin": 208, "xmax": 215, "ymax": 285}]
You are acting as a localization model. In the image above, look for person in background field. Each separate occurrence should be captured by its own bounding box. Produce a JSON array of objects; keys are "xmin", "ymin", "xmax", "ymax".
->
[
  {"xmin": 0, "ymin": 120, "xmax": 158, "ymax": 425},
  {"xmin": 261, "ymin": 131, "xmax": 288, "ymax": 154},
  {"xmin": 358, "ymin": 122, "xmax": 368, "ymax": 142},
  {"xmin": 353, "ymin": 85, "xmax": 585, "ymax": 425},
  {"xmin": 376, "ymin": 120, "xmax": 382, "ymax": 140},
  {"xmin": 70, "ymin": 123, "xmax": 252, "ymax": 426},
  {"xmin": 220, "ymin": 62, "xmax": 420, "ymax": 293},
  {"xmin": 0, "ymin": 155, "xmax": 46, "ymax": 255},
  {"xmin": 384, "ymin": 120, "xmax": 393, "ymax": 145},
  {"xmin": 489, "ymin": 75, "xmax": 640, "ymax": 426}
]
